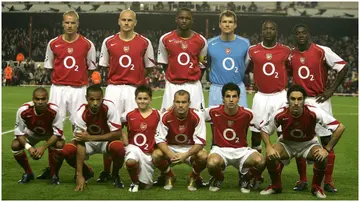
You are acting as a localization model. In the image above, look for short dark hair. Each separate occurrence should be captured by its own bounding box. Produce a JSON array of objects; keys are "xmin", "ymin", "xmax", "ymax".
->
[
  {"xmin": 287, "ymin": 84, "xmax": 307, "ymax": 100},
  {"xmin": 222, "ymin": 83, "xmax": 240, "ymax": 97},
  {"xmin": 33, "ymin": 87, "xmax": 48, "ymax": 97},
  {"xmin": 219, "ymin": 10, "xmax": 237, "ymax": 23},
  {"xmin": 86, "ymin": 84, "xmax": 103, "ymax": 96},
  {"xmin": 174, "ymin": 90, "xmax": 190, "ymax": 102},
  {"xmin": 176, "ymin": 7, "xmax": 192, "ymax": 17},
  {"xmin": 262, "ymin": 20, "xmax": 277, "ymax": 30},
  {"xmin": 135, "ymin": 85, "xmax": 152, "ymax": 98},
  {"xmin": 292, "ymin": 23, "xmax": 309, "ymax": 35}
]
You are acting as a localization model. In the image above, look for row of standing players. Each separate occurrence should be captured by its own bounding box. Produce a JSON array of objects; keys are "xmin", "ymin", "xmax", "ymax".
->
[{"xmin": 11, "ymin": 8, "xmax": 348, "ymax": 199}]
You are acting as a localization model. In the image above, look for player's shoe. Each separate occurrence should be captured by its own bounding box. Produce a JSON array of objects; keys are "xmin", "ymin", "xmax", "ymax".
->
[
  {"xmin": 112, "ymin": 175, "xmax": 125, "ymax": 188},
  {"xmin": 97, "ymin": 171, "xmax": 112, "ymax": 183},
  {"xmin": 153, "ymin": 175, "xmax": 166, "ymax": 187},
  {"xmin": 84, "ymin": 168, "xmax": 94, "ymax": 183},
  {"xmin": 187, "ymin": 176, "xmax": 198, "ymax": 191},
  {"xmin": 128, "ymin": 183, "xmax": 139, "ymax": 192},
  {"xmin": 252, "ymin": 176, "xmax": 264, "ymax": 190},
  {"xmin": 163, "ymin": 176, "xmax": 176, "ymax": 190},
  {"xmin": 18, "ymin": 173, "xmax": 34, "ymax": 184},
  {"xmin": 208, "ymin": 177, "xmax": 223, "ymax": 192},
  {"xmin": 311, "ymin": 185, "xmax": 327, "ymax": 199},
  {"xmin": 260, "ymin": 185, "xmax": 282, "ymax": 195},
  {"xmin": 293, "ymin": 180, "xmax": 308, "ymax": 191},
  {"xmin": 324, "ymin": 182, "xmax": 337, "ymax": 193},
  {"xmin": 195, "ymin": 176, "xmax": 209, "ymax": 188},
  {"xmin": 240, "ymin": 179, "xmax": 251, "ymax": 193},
  {"xmin": 51, "ymin": 175, "xmax": 60, "ymax": 185},
  {"xmin": 37, "ymin": 167, "xmax": 51, "ymax": 179}
]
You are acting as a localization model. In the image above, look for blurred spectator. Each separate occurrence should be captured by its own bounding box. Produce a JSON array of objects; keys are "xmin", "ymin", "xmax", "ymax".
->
[
  {"xmin": 227, "ymin": 2, "xmax": 236, "ymax": 11},
  {"xmin": 154, "ymin": 2, "xmax": 164, "ymax": 11},
  {"xmin": 248, "ymin": 2, "xmax": 258, "ymax": 12},
  {"xmin": 200, "ymin": 2, "xmax": 210, "ymax": 12},
  {"xmin": 4, "ymin": 64, "xmax": 13, "ymax": 86},
  {"xmin": 16, "ymin": 52, "xmax": 25, "ymax": 62}
]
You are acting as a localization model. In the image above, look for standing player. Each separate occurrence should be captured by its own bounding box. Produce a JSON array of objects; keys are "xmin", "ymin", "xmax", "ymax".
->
[
  {"xmin": 39, "ymin": 10, "xmax": 96, "ymax": 179},
  {"xmin": 290, "ymin": 24, "xmax": 348, "ymax": 192},
  {"xmin": 11, "ymin": 88, "xmax": 64, "ymax": 184},
  {"xmin": 259, "ymin": 84, "xmax": 345, "ymax": 199},
  {"xmin": 246, "ymin": 20, "xmax": 291, "ymax": 188},
  {"xmin": 205, "ymin": 83, "xmax": 266, "ymax": 193},
  {"xmin": 152, "ymin": 90, "xmax": 208, "ymax": 191},
  {"xmin": 157, "ymin": 8, "xmax": 208, "ymax": 111},
  {"xmin": 207, "ymin": 10, "xmax": 249, "ymax": 108},
  {"xmin": 121, "ymin": 85, "xmax": 160, "ymax": 192},
  {"xmin": 98, "ymin": 9, "xmax": 155, "ymax": 181}
]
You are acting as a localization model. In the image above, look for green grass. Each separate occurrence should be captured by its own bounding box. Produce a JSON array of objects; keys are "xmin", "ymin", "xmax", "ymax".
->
[{"xmin": 2, "ymin": 86, "xmax": 358, "ymax": 200}]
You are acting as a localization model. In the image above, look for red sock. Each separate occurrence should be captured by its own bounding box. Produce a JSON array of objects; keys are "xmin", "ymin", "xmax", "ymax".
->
[
  {"xmin": 191, "ymin": 161, "xmax": 206, "ymax": 175},
  {"xmin": 62, "ymin": 143, "xmax": 77, "ymax": 168},
  {"xmin": 126, "ymin": 161, "xmax": 139, "ymax": 183},
  {"xmin": 295, "ymin": 157, "xmax": 307, "ymax": 182},
  {"xmin": 103, "ymin": 155, "xmax": 112, "ymax": 173},
  {"xmin": 324, "ymin": 149, "xmax": 335, "ymax": 184},
  {"xmin": 312, "ymin": 162, "xmax": 326, "ymax": 187},
  {"xmin": 267, "ymin": 160, "xmax": 282, "ymax": 188},
  {"xmin": 152, "ymin": 159, "xmax": 170, "ymax": 173},
  {"xmin": 48, "ymin": 148, "xmax": 56, "ymax": 176},
  {"xmin": 108, "ymin": 141, "xmax": 125, "ymax": 175},
  {"xmin": 249, "ymin": 167, "xmax": 262, "ymax": 181},
  {"xmin": 14, "ymin": 151, "xmax": 33, "ymax": 174},
  {"xmin": 214, "ymin": 169, "xmax": 224, "ymax": 181}
]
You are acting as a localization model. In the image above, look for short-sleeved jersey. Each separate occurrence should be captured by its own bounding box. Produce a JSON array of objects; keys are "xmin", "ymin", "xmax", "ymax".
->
[
  {"xmin": 247, "ymin": 42, "xmax": 291, "ymax": 93},
  {"xmin": 155, "ymin": 108, "xmax": 206, "ymax": 145},
  {"xmin": 291, "ymin": 43, "xmax": 347, "ymax": 96},
  {"xmin": 121, "ymin": 108, "xmax": 160, "ymax": 153},
  {"xmin": 44, "ymin": 35, "xmax": 96, "ymax": 86},
  {"xmin": 74, "ymin": 99, "xmax": 122, "ymax": 136},
  {"xmin": 157, "ymin": 31, "xmax": 207, "ymax": 84},
  {"xmin": 14, "ymin": 101, "xmax": 63, "ymax": 138},
  {"xmin": 208, "ymin": 35, "xmax": 250, "ymax": 85},
  {"xmin": 205, "ymin": 105, "xmax": 254, "ymax": 148},
  {"xmin": 261, "ymin": 104, "xmax": 340, "ymax": 142},
  {"xmin": 99, "ymin": 33, "xmax": 155, "ymax": 85}
]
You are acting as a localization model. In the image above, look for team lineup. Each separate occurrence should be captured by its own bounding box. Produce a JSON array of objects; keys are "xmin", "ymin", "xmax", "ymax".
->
[{"xmin": 11, "ymin": 8, "xmax": 348, "ymax": 199}]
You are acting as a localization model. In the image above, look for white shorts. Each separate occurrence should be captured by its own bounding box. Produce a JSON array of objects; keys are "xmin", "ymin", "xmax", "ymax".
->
[
  {"xmin": 250, "ymin": 90, "xmax": 287, "ymax": 133},
  {"xmin": 209, "ymin": 146, "xmax": 257, "ymax": 175},
  {"xmin": 105, "ymin": 84, "xmax": 137, "ymax": 116},
  {"xmin": 125, "ymin": 144, "xmax": 154, "ymax": 185},
  {"xmin": 85, "ymin": 141, "xmax": 108, "ymax": 156},
  {"xmin": 49, "ymin": 85, "xmax": 87, "ymax": 124},
  {"xmin": 305, "ymin": 97, "xmax": 332, "ymax": 137},
  {"xmin": 168, "ymin": 145, "xmax": 195, "ymax": 166},
  {"xmin": 161, "ymin": 80, "xmax": 205, "ymax": 111},
  {"xmin": 208, "ymin": 83, "xmax": 248, "ymax": 108},
  {"xmin": 277, "ymin": 136, "xmax": 321, "ymax": 161}
]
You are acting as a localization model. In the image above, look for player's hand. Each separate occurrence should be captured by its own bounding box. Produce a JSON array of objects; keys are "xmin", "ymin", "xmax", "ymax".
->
[
  {"xmin": 169, "ymin": 153, "xmax": 181, "ymax": 165},
  {"xmin": 266, "ymin": 147, "xmax": 281, "ymax": 160},
  {"xmin": 313, "ymin": 148, "xmax": 329, "ymax": 162},
  {"xmin": 74, "ymin": 131, "xmax": 92, "ymax": 142},
  {"xmin": 28, "ymin": 147, "xmax": 38, "ymax": 159},
  {"xmin": 177, "ymin": 152, "xmax": 188, "ymax": 163},
  {"xmin": 33, "ymin": 146, "xmax": 46, "ymax": 159},
  {"xmin": 316, "ymin": 88, "xmax": 334, "ymax": 103},
  {"xmin": 75, "ymin": 175, "xmax": 87, "ymax": 191}
]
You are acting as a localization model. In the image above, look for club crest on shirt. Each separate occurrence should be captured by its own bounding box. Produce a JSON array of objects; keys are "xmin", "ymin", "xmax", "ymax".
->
[
  {"xmin": 67, "ymin": 48, "xmax": 73, "ymax": 54},
  {"xmin": 123, "ymin": 46, "xmax": 130, "ymax": 53},
  {"xmin": 180, "ymin": 41, "xmax": 188, "ymax": 50},
  {"xmin": 228, "ymin": 120, "xmax": 234, "ymax": 127},
  {"xmin": 140, "ymin": 122, "xmax": 147, "ymax": 131},
  {"xmin": 225, "ymin": 48, "xmax": 231, "ymax": 55},
  {"xmin": 300, "ymin": 57, "xmax": 306, "ymax": 64},
  {"xmin": 33, "ymin": 127, "xmax": 46, "ymax": 135},
  {"xmin": 266, "ymin": 53, "xmax": 272, "ymax": 60},
  {"xmin": 179, "ymin": 125, "xmax": 185, "ymax": 132},
  {"xmin": 88, "ymin": 124, "xmax": 103, "ymax": 135}
]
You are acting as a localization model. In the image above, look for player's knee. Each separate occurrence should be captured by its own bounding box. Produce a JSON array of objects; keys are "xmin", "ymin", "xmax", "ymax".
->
[
  {"xmin": 151, "ymin": 149, "xmax": 164, "ymax": 161},
  {"xmin": 196, "ymin": 150, "xmax": 208, "ymax": 164},
  {"xmin": 11, "ymin": 139, "xmax": 23, "ymax": 151},
  {"xmin": 207, "ymin": 156, "xmax": 222, "ymax": 169},
  {"xmin": 108, "ymin": 141, "xmax": 125, "ymax": 157},
  {"xmin": 62, "ymin": 143, "xmax": 77, "ymax": 158},
  {"xmin": 55, "ymin": 140, "xmax": 65, "ymax": 149},
  {"xmin": 126, "ymin": 159, "xmax": 138, "ymax": 169},
  {"xmin": 253, "ymin": 154, "xmax": 266, "ymax": 168}
]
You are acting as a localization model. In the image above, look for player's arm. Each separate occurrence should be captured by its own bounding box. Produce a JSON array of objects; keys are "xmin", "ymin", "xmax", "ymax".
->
[
  {"xmin": 86, "ymin": 40, "xmax": 97, "ymax": 81},
  {"xmin": 89, "ymin": 130, "xmax": 122, "ymax": 141},
  {"xmin": 199, "ymin": 38, "xmax": 208, "ymax": 80},
  {"xmin": 260, "ymin": 115, "xmax": 280, "ymax": 160},
  {"xmin": 157, "ymin": 35, "xmax": 169, "ymax": 73},
  {"xmin": 323, "ymin": 123, "xmax": 345, "ymax": 152},
  {"xmin": 157, "ymin": 142, "xmax": 176, "ymax": 159},
  {"xmin": 98, "ymin": 37, "xmax": 110, "ymax": 70},
  {"xmin": 155, "ymin": 118, "xmax": 176, "ymax": 160},
  {"xmin": 74, "ymin": 140, "xmax": 86, "ymax": 191},
  {"xmin": 14, "ymin": 106, "xmax": 37, "ymax": 156},
  {"xmin": 144, "ymin": 38, "xmax": 156, "ymax": 77}
]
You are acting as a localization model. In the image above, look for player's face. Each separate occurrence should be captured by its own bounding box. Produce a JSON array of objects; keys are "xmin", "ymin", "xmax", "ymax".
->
[
  {"xmin": 262, "ymin": 22, "xmax": 277, "ymax": 41},
  {"xmin": 223, "ymin": 90, "xmax": 239, "ymax": 109},
  {"xmin": 176, "ymin": 11, "xmax": 193, "ymax": 31},
  {"xmin": 62, "ymin": 15, "xmax": 79, "ymax": 35},
  {"xmin": 288, "ymin": 91, "xmax": 304, "ymax": 117},
  {"xmin": 294, "ymin": 26, "xmax": 309, "ymax": 45},
  {"xmin": 33, "ymin": 91, "xmax": 48, "ymax": 112},
  {"xmin": 174, "ymin": 94, "xmax": 190, "ymax": 115},
  {"xmin": 118, "ymin": 11, "xmax": 137, "ymax": 32},
  {"xmin": 136, "ymin": 92, "xmax": 152, "ymax": 110},
  {"xmin": 219, "ymin": 16, "xmax": 237, "ymax": 34},
  {"xmin": 87, "ymin": 91, "xmax": 103, "ymax": 114}
]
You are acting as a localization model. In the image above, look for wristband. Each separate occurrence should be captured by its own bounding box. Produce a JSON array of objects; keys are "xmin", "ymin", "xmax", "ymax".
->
[{"xmin": 25, "ymin": 143, "xmax": 32, "ymax": 150}]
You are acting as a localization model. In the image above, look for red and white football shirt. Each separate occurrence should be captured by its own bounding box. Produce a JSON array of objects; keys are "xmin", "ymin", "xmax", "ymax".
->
[
  {"xmin": 155, "ymin": 108, "xmax": 206, "ymax": 145},
  {"xmin": 74, "ymin": 99, "xmax": 122, "ymax": 135},
  {"xmin": 247, "ymin": 42, "xmax": 291, "ymax": 93},
  {"xmin": 121, "ymin": 108, "xmax": 160, "ymax": 153},
  {"xmin": 261, "ymin": 104, "xmax": 340, "ymax": 142},
  {"xmin": 99, "ymin": 33, "xmax": 155, "ymax": 85},
  {"xmin": 157, "ymin": 31, "xmax": 207, "ymax": 84},
  {"xmin": 291, "ymin": 43, "xmax": 347, "ymax": 96},
  {"xmin": 44, "ymin": 34, "xmax": 96, "ymax": 86},
  {"xmin": 14, "ymin": 102, "xmax": 63, "ymax": 138},
  {"xmin": 205, "ymin": 105, "xmax": 254, "ymax": 148}
]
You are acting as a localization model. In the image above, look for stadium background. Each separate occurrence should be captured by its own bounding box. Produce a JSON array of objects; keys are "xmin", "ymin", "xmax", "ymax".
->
[{"xmin": 1, "ymin": 1, "xmax": 358, "ymax": 200}]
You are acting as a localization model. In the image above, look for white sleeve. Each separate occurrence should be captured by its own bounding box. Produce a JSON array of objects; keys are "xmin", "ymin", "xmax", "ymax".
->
[
  {"xmin": 155, "ymin": 115, "xmax": 168, "ymax": 144},
  {"xmin": 73, "ymin": 106, "xmax": 87, "ymax": 135},
  {"xmin": 144, "ymin": 38, "xmax": 155, "ymax": 68},
  {"xmin": 204, "ymin": 107, "xmax": 212, "ymax": 122},
  {"xmin": 199, "ymin": 35, "xmax": 208, "ymax": 60},
  {"xmin": 260, "ymin": 110, "xmax": 279, "ymax": 135},
  {"xmin": 245, "ymin": 50, "xmax": 251, "ymax": 68},
  {"xmin": 49, "ymin": 105, "xmax": 64, "ymax": 137},
  {"xmin": 99, "ymin": 37, "xmax": 110, "ymax": 67},
  {"xmin": 157, "ymin": 35, "xmax": 168, "ymax": 64},
  {"xmin": 193, "ymin": 111, "xmax": 207, "ymax": 145},
  {"xmin": 318, "ymin": 45, "xmax": 346, "ymax": 72},
  {"xmin": 86, "ymin": 39, "xmax": 97, "ymax": 70},
  {"xmin": 14, "ymin": 106, "xmax": 28, "ymax": 136},
  {"xmin": 120, "ymin": 110, "xmax": 130, "ymax": 124},
  {"xmin": 106, "ymin": 102, "xmax": 122, "ymax": 132},
  {"xmin": 310, "ymin": 106, "xmax": 340, "ymax": 132},
  {"xmin": 44, "ymin": 40, "xmax": 55, "ymax": 69}
]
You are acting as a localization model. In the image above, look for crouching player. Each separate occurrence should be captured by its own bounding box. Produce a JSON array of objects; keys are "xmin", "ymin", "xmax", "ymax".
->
[
  {"xmin": 260, "ymin": 85, "xmax": 345, "ymax": 199},
  {"xmin": 205, "ymin": 83, "xmax": 266, "ymax": 193},
  {"xmin": 11, "ymin": 87, "xmax": 65, "ymax": 184},
  {"xmin": 121, "ymin": 85, "xmax": 160, "ymax": 192}
]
